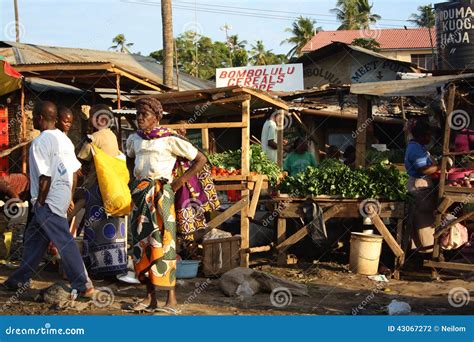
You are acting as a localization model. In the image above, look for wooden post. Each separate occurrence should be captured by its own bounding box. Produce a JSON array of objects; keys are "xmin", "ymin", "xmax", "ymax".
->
[
  {"xmin": 240, "ymin": 99, "xmax": 251, "ymax": 267},
  {"xmin": 201, "ymin": 128, "xmax": 209, "ymax": 152},
  {"xmin": 116, "ymin": 74, "xmax": 121, "ymax": 110},
  {"xmin": 400, "ymin": 97, "xmax": 409, "ymax": 144},
  {"xmin": 355, "ymin": 95, "xmax": 372, "ymax": 167},
  {"xmin": 21, "ymin": 82, "xmax": 27, "ymax": 173},
  {"xmin": 116, "ymin": 74, "xmax": 123, "ymax": 149},
  {"xmin": 433, "ymin": 83, "xmax": 456, "ymax": 263},
  {"xmin": 277, "ymin": 217, "xmax": 287, "ymax": 265},
  {"xmin": 277, "ymin": 110, "xmax": 284, "ymax": 167}
]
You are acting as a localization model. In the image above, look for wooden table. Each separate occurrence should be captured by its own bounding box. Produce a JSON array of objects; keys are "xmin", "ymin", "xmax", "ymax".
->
[{"xmin": 272, "ymin": 196, "xmax": 407, "ymax": 279}]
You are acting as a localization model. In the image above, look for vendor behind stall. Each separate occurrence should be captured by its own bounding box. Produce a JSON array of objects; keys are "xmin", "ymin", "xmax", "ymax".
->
[
  {"xmin": 283, "ymin": 138, "xmax": 317, "ymax": 176},
  {"xmin": 404, "ymin": 120, "xmax": 439, "ymax": 252}
]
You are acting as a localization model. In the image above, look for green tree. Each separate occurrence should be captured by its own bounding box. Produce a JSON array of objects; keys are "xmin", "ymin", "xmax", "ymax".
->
[
  {"xmin": 356, "ymin": 0, "xmax": 381, "ymax": 29},
  {"xmin": 408, "ymin": 4, "xmax": 435, "ymax": 28},
  {"xmin": 249, "ymin": 40, "xmax": 270, "ymax": 65},
  {"xmin": 281, "ymin": 16, "xmax": 322, "ymax": 58},
  {"xmin": 227, "ymin": 34, "xmax": 248, "ymax": 67},
  {"xmin": 109, "ymin": 34, "xmax": 134, "ymax": 53},
  {"xmin": 331, "ymin": 0, "xmax": 380, "ymax": 30},
  {"xmin": 331, "ymin": 0, "xmax": 359, "ymax": 30},
  {"xmin": 408, "ymin": 4, "xmax": 435, "ymax": 61},
  {"xmin": 150, "ymin": 31, "xmax": 232, "ymax": 79},
  {"xmin": 351, "ymin": 37, "xmax": 381, "ymax": 52}
]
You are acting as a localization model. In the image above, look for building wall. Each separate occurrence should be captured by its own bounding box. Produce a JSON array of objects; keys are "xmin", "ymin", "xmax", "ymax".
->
[
  {"xmin": 303, "ymin": 50, "xmax": 414, "ymax": 88},
  {"xmin": 379, "ymin": 49, "xmax": 433, "ymax": 63}
]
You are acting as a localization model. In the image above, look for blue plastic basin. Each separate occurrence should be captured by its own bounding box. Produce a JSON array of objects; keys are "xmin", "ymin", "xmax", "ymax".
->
[{"xmin": 176, "ymin": 260, "xmax": 200, "ymax": 279}]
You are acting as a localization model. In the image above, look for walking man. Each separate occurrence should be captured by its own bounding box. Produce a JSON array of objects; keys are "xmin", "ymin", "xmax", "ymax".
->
[{"xmin": 3, "ymin": 101, "xmax": 94, "ymax": 296}]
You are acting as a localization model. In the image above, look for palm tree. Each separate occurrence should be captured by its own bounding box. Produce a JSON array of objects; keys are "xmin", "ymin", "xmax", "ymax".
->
[
  {"xmin": 356, "ymin": 0, "xmax": 381, "ymax": 29},
  {"xmin": 408, "ymin": 4, "xmax": 435, "ymax": 28},
  {"xmin": 331, "ymin": 0, "xmax": 359, "ymax": 30},
  {"xmin": 281, "ymin": 16, "xmax": 322, "ymax": 58},
  {"xmin": 250, "ymin": 40, "xmax": 270, "ymax": 65},
  {"xmin": 331, "ymin": 0, "xmax": 380, "ymax": 30},
  {"xmin": 228, "ymin": 34, "xmax": 247, "ymax": 51},
  {"xmin": 109, "ymin": 34, "xmax": 134, "ymax": 53},
  {"xmin": 409, "ymin": 4, "xmax": 436, "ymax": 68}
]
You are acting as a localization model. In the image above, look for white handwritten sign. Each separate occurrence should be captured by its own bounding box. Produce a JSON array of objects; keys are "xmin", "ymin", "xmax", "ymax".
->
[{"xmin": 216, "ymin": 64, "xmax": 304, "ymax": 91}]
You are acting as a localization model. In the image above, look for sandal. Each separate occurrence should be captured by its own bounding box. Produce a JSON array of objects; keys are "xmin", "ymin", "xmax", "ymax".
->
[
  {"xmin": 151, "ymin": 306, "xmax": 181, "ymax": 315},
  {"xmin": 123, "ymin": 302, "xmax": 155, "ymax": 313}
]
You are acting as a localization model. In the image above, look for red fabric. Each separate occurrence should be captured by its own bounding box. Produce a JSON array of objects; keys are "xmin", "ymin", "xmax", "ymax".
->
[
  {"xmin": 2, "ymin": 60, "xmax": 21, "ymax": 79},
  {"xmin": 454, "ymin": 129, "xmax": 474, "ymax": 152},
  {"xmin": 302, "ymin": 28, "xmax": 436, "ymax": 52}
]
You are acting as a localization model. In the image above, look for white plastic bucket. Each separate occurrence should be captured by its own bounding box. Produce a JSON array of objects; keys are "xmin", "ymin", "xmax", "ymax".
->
[{"xmin": 349, "ymin": 232, "xmax": 383, "ymax": 275}]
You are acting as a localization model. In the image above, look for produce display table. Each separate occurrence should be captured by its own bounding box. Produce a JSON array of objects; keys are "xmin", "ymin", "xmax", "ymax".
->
[{"xmin": 272, "ymin": 196, "xmax": 407, "ymax": 279}]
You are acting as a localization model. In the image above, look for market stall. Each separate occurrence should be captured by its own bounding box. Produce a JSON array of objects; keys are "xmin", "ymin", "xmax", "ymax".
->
[
  {"xmin": 351, "ymin": 73, "xmax": 474, "ymax": 278},
  {"xmin": 121, "ymin": 86, "xmax": 288, "ymax": 268}
]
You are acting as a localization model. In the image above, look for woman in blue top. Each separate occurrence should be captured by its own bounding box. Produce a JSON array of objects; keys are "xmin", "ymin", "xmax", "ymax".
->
[{"xmin": 404, "ymin": 120, "xmax": 439, "ymax": 252}]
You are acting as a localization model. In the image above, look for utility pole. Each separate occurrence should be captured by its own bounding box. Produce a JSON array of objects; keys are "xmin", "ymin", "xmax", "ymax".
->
[
  {"xmin": 161, "ymin": 0, "xmax": 174, "ymax": 87},
  {"xmin": 220, "ymin": 23, "xmax": 233, "ymax": 67},
  {"xmin": 13, "ymin": 0, "xmax": 20, "ymax": 42}
]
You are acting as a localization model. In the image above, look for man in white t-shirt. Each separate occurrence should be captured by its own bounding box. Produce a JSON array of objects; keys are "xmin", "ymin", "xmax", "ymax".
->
[
  {"xmin": 3, "ymin": 102, "xmax": 94, "ymax": 296},
  {"xmin": 261, "ymin": 110, "xmax": 287, "ymax": 163}
]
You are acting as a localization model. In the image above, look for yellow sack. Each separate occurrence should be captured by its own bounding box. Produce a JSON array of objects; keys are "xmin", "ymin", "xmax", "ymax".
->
[{"xmin": 92, "ymin": 144, "xmax": 131, "ymax": 216}]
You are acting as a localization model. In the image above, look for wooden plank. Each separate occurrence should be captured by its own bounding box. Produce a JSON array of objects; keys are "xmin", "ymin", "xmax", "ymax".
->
[
  {"xmin": 212, "ymin": 94, "xmax": 251, "ymax": 105},
  {"xmin": 424, "ymin": 260, "xmax": 474, "ymax": 272},
  {"xmin": 277, "ymin": 110, "xmax": 284, "ymax": 167},
  {"xmin": 443, "ymin": 150, "xmax": 474, "ymax": 156},
  {"xmin": 443, "ymin": 186, "xmax": 474, "ymax": 194},
  {"xmin": 371, "ymin": 212, "xmax": 404, "ymax": 257},
  {"xmin": 235, "ymin": 87, "xmax": 289, "ymax": 110},
  {"xmin": 215, "ymin": 184, "xmax": 246, "ymax": 191},
  {"xmin": 437, "ymin": 197, "xmax": 453, "ymax": 215},
  {"xmin": 242, "ymin": 245, "xmax": 272, "ymax": 254},
  {"xmin": 161, "ymin": 122, "xmax": 246, "ymax": 129},
  {"xmin": 0, "ymin": 140, "xmax": 32, "ymax": 158},
  {"xmin": 201, "ymin": 128, "xmax": 209, "ymax": 152},
  {"xmin": 248, "ymin": 175, "xmax": 264, "ymax": 219},
  {"xmin": 277, "ymin": 218, "xmax": 287, "ymax": 265},
  {"xmin": 434, "ymin": 211, "xmax": 474, "ymax": 238},
  {"xmin": 21, "ymin": 83, "xmax": 27, "ymax": 174},
  {"xmin": 355, "ymin": 95, "xmax": 371, "ymax": 167},
  {"xmin": 394, "ymin": 218, "xmax": 405, "ymax": 280},
  {"xmin": 110, "ymin": 67, "xmax": 165, "ymax": 92},
  {"xmin": 276, "ymin": 205, "xmax": 340, "ymax": 251},
  {"xmin": 279, "ymin": 201, "xmax": 405, "ymax": 218},
  {"xmin": 241, "ymin": 99, "xmax": 251, "ymax": 267},
  {"xmin": 207, "ymin": 197, "xmax": 249, "ymax": 229}
]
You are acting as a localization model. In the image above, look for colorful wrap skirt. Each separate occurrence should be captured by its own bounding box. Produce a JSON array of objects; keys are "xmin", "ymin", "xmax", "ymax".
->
[{"xmin": 131, "ymin": 178, "xmax": 176, "ymax": 289}]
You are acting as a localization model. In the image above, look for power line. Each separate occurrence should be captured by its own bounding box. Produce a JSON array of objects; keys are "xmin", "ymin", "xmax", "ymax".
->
[{"xmin": 122, "ymin": 0, "xmax": 418, "ymax": 27}]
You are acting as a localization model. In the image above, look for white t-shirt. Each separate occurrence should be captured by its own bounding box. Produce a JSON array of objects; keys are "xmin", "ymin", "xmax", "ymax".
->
[
  {"xmin": 29, "ymin": 129, "xmax": 81, "ymax": 217},
  {"xmin": 126, "ymin": 133, "xmax": 198, "ymax": 181},
  {"xmin": 261, "ymin": 119, "xmax": 278, "ymax": 163}
]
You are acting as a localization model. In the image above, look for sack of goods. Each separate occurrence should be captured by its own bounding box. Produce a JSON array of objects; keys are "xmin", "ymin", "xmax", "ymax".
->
[{"xmin": 92, "ymin": 144, "xmax": 131, "ymax": 216}]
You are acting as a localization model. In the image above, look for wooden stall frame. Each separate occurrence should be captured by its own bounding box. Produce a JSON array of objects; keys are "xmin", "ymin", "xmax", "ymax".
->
[{"xmin": 122, "ymin": 87, "xmax": 289, "ymax": 268}]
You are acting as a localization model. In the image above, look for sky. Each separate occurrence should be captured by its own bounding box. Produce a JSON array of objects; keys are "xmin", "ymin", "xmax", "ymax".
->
[{"xmin": 0, "ymin": 0, "xmax": 433, "ymax": 56}]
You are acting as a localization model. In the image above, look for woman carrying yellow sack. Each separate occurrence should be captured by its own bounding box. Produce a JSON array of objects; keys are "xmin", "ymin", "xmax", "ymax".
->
[{"xmin": 77, "ymin": 104, "xmax": 129, "ymax": 279}]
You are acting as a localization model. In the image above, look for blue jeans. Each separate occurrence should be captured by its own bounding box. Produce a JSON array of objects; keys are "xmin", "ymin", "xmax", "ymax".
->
[{"xmin": 6, "ymin": 203, "xmax": 92, "ymax": 292}]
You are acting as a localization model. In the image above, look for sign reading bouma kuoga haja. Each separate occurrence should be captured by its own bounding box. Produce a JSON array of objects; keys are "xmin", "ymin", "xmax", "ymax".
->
[{"xmin": 216, "ymin": 64, "xmax": 304, "ymax": 91}]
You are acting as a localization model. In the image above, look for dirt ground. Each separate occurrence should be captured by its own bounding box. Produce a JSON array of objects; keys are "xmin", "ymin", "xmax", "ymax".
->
[{"xmin": 0, "ymin": 260, "xmax": 473, "ymax": 316}]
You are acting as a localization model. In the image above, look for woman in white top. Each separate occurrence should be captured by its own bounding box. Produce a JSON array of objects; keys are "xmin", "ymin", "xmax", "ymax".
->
[{"xmin": 126, "ymin": 97, "xmax": 207, "ymax": 310}]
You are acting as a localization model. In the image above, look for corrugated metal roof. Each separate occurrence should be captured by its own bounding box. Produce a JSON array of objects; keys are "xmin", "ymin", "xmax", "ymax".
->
[
  {"xmin": 302, "ymin": 28, "xmax": 436, "ymax": 52},
  {"xmin": 0, "ymin": 41, "xmax": 213, "ymax": 91},
  {"xmin": 295, "ymin": 42, "xmax": 422, "ymax": 71}
]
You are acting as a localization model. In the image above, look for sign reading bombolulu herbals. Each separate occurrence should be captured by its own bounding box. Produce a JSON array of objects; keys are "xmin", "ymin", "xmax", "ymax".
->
[{"xmin": 216, "ymin": 64, "xmax": 304, "ymax": 91}]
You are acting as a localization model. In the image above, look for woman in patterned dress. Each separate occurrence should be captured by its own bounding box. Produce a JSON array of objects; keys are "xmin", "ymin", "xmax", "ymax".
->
[{"xmin": 126, "ymin": 97, "xmax": 207, "ymax": 309}]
